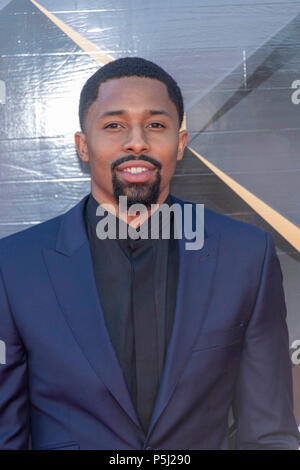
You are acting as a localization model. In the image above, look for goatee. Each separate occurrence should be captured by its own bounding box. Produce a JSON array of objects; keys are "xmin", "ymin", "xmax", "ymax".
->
[{"xmin": 112, "ymin": 171, "xmax": 161, "ymax": 208}]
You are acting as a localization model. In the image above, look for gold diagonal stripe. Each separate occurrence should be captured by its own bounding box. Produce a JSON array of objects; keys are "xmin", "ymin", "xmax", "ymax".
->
[
  {"xmin": 30, "ymin": 0, "xmax": 113, "ymax": 64},
  {"xmin": 189, "ymin": 146, "xmax": 300, "ymax": 251},
  {"xmin": 30, "ymin": 0, "xmax": 300, "ymax": 251}
]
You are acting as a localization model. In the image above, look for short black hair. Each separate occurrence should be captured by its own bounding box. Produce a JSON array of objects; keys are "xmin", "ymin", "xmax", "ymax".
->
[{"xmin": 79, "ymin": 57, "xmax": 184, "ymax": 131}]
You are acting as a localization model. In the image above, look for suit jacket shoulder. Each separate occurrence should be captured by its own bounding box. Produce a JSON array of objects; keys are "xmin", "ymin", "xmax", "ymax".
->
[
  {"xmin": 0, "ymin": 196, "xmax": 88, "ymax": 266},
  {"xmin": 171, "ymin": 194, "xmax": 270, "ymax": 260}
]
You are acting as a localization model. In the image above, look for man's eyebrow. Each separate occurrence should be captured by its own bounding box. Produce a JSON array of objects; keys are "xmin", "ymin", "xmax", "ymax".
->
[
  {"xmin": 145, "ymin": 109, "xmax": 172, "ymax": 118},
  {"xmin": 99, "ymin": 109, "xmax": 172, "ymax": 119},
  {"xmin": 99, "ymin": 110, "xmax": 126, "ymax": 118}
]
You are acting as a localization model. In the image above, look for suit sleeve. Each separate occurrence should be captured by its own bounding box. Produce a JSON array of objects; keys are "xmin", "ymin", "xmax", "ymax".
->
[
  {"xmin": 232, "ymin": 232, "xmax": 300, "ymax": 450},
  {"xmin": 0, "ymin": 268, "xmax": 30, "ymax": 449}
]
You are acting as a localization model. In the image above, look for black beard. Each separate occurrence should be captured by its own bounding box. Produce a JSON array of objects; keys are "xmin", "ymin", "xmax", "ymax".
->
[{"xmin": 112, "ymin": 171, "xmax": 161, "ymax": 208}]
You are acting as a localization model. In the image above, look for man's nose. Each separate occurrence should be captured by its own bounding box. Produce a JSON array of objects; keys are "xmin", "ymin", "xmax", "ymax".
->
[{"xmin": 122, "ymin": 127, "xmax": 150, "ymax": 155}]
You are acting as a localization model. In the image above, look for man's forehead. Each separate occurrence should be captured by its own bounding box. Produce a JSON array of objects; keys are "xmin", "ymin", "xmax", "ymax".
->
[
  {"xmin": 95, "ymin": 76, "xmax": 170, "ymax": 103},
  {"xmin": 85, "ymin": 76, "xmax": 178, "ymax": 122},
  {"xmin": 83, "ymin": 76, "xmax": 180, "ymax": 128}
]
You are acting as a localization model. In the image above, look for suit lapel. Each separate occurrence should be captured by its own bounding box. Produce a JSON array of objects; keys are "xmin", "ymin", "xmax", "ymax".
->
[
  {"xmin": 146, "ymin": 197, "xmax": 220, "ymax": 438},
  {"xmin": 43, "ymin": 196, "xmax": 140, "ymax": 428}
]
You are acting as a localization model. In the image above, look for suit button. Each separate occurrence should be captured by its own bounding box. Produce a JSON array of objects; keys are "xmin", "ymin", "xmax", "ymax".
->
[{"xmin": 146, "ymin": 446, "xmax": 152, "ymax": 450}]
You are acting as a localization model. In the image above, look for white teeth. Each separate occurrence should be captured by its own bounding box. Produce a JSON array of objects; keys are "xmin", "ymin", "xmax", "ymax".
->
[{"xmin": 123, "ymin": 167, "xmax": 149, "ymax": 174}]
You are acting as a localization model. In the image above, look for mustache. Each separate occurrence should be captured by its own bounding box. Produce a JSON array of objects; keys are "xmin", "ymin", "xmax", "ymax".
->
[{"xmin": 111, "ymin": 154, "xmax": 162, "ymax": 172}]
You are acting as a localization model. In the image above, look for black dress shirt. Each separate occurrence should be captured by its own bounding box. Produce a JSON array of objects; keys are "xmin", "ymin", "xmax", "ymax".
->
[{"xmin": 84, "ymin": 193, "xmax": 178, "ymax": 433}]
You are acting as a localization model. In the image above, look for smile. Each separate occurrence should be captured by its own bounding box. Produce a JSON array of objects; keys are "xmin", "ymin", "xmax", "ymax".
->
[
  {"xmin": 123, "ymin": 167, "xmax": 150, "ymax": 174},
  {"xmin": 115, "ymin": 160, "xmax": 159, "ymax": 183},
  {"xmin": 118, "ymin": 168, "xmax": 155, "ymax": 183}
]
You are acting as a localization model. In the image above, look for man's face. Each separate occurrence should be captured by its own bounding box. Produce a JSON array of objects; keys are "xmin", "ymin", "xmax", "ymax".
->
[{"xmin": 75, "ymin": 76, "xmax": 187, "ymax": 209}]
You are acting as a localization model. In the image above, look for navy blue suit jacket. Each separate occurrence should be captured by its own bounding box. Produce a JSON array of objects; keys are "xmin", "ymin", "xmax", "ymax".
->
[{"xmin": 0, "ymin": 194, "xmax": 299, "ymax": 449}]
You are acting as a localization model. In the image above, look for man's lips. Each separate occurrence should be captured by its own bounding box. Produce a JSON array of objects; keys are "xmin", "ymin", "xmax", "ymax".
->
[
  {"xmin": 115, "ymin": 160, "xmax": 158, "ymax": 183},
  {"xmin": 116, "ymin": 160, "xmax": 156, "ymax": 171}
]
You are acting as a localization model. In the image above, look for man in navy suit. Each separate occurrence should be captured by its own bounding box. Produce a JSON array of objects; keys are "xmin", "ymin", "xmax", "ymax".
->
[{"xmin": 0, "ymin": 57, "xmax": 299, "ymax": 450}]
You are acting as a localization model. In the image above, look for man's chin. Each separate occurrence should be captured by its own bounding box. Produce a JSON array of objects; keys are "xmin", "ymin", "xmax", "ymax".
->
[
  {"xmin": 112, "ymin": 174, "xmax": 161, "ymax": 208},
  {"xmin": 117, "ymin": 186, "xmax": 159, "ymax": 208}
]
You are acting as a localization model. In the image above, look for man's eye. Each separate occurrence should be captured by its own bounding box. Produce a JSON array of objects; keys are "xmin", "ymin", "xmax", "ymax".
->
[
  {"xmin": 148, "ymin": 122, "xmax": 165, "ymax": 129},
  {"xmin": 104, "ymin": 123, "xmax": 122, "ymax": 129}
]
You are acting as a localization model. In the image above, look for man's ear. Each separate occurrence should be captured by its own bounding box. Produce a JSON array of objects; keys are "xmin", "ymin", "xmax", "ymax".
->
[
  {"xmin": 177, "ymin": 130, "xmax": 188, "ymax": 161},
  {"xmin": 75, "ymin": 131, "xmax": 89, "ymax": 162}
]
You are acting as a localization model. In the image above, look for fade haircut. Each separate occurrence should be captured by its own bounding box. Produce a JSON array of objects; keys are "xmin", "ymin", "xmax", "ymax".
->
[{"xmin": 79, "ymin": 57, "xmax": 184, "ymax": 131}]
